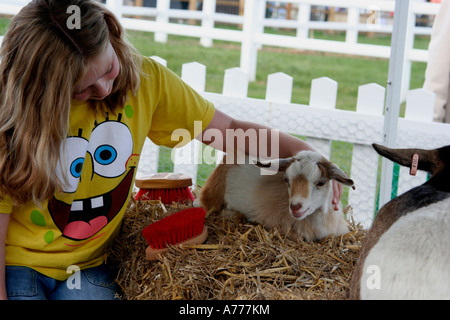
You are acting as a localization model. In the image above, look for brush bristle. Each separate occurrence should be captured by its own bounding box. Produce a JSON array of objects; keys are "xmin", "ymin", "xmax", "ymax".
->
[
  {"xmin": 135, "ymin": 187, "xmax": 195, "ymax": 204},
  {"xmin": 142, "ymin": 208, "xmax": 206, "ymax": 249}
]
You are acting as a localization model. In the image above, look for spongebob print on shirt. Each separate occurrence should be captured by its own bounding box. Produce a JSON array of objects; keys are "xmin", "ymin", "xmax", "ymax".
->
[
  {"xmin": 48, "ymin": 113, "xmax": 139, "ymax": 243},
  {"xmin": 3, "ymin": 57, "xmax": 215, "ymax": 280}
]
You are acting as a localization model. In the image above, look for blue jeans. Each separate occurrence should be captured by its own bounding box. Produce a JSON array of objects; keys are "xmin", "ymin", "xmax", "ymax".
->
[{"xmin": 6, "ymin": 265, "xmax": 120, "ymax": 300}]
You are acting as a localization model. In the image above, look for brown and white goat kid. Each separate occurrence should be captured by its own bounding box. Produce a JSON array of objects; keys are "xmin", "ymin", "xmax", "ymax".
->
[
  {"xmin": 349, "ymin": 143, "xmax": 450, "ymax": 300},
  {"xmin": 199, "ymin": 150, "xmax": 355, "ymax": 241}
]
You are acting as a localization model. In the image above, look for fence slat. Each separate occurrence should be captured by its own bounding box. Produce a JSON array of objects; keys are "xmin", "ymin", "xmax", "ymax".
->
[
  {"xmin": 150, "ymin": 55, "xmax": 168, "ymax": 67},
  {"xmin": 223, "ymin": 67, "xmax": 249, "ymax": 98},
  {"xmin": 356, "ymin": 83, "xmax": 386, "ymax": 115},
  {"xmin": 181, "ymin": 61, "xmax": 206, "ymax": 93},
  {"xmin": 348, "ymin": 83, "xmax": 386, "ymax": 228},
  {"xmin": 216, "ymin": 67, "xmax": 250, "ymax": 164},
  {"xmin": 309, "ymin": 77, "xmax": 338, "ymax": 109},
  {"xmin": 307, "ymin": 77, "xmax": 338, "ymax": 158},
  {"xmin": 265, "ymin": 72, "xmax": 293, "ymax": 104},
  {"xmin": 265, "ymin": 72, "xmax": 293, "ymax": 147},
  {"xmin": 404, "ymin": 88, "xmax": 435, "ymax": 122}
]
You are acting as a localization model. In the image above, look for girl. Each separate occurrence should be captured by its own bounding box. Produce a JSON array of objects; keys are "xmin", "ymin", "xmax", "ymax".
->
[{"xmin": 0, "ymin": 0, "xmax": 341, "ymax": 299}]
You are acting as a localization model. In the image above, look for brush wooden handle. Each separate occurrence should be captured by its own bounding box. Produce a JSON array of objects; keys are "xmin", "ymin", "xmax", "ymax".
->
[
  {"xmin": 135, "ymin": 172, "xmax": 192, "ymax": 189},
  {"xmin": 145, "ymin": 226, "xmax": 208, "ymax": 260}
]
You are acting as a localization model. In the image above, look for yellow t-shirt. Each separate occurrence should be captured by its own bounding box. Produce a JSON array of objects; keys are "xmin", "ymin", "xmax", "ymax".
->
[{"xmin": 2, "ymin": 57, "xmax": 215, "ymax": 280}]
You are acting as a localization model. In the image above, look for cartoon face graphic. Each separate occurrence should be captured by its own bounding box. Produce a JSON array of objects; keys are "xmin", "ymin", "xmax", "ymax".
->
[{"xmin": 48, "ymin": 114, "xmax": 139, "ymax": 242}]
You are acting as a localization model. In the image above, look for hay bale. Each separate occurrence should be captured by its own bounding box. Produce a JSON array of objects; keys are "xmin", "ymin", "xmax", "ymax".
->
[{"xmin": 107, "ymin": 195, "xmax": 367, "ymax": 300}]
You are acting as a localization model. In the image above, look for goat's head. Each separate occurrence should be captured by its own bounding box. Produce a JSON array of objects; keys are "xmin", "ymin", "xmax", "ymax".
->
[{"xmin": 256, "ymin": 151, "xmax": 354, "ymax": 220}]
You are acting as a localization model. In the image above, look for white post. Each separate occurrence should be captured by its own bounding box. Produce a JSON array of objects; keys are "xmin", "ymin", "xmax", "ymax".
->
[
  {"xmin": 346, "ymin": 7, "xmax": 359, "ymax": 44},
  {"xmin": 379, "ymin": 0, "xmax": 412, "ymax": 208},
  {"xmin": 240, "ymin": 0, "xmax": 264, "ymax": 81},
  {"xmin": 200, "ymin": 0, "xmax": 216, "ymax": 47},
  {"xmin": 155, "ymin": 0, "xmax": 170, "ymax": 43},
  {"xmin": 296, "ymin": 4, "xmax": 311, "ymax": 39},
  {"xmin": 400, "ymin": 6, "xmax": 416, "ymax": 102}
]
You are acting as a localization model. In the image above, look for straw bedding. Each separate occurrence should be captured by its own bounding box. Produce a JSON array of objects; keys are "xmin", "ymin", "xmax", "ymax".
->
[{"xmin": 107, "ymin": 193, "xmax": 367, "ymax": 300}]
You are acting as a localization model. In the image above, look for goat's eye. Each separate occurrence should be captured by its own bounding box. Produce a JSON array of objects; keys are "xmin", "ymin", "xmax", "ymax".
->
[
  {"xmin": 315, "ymin": 181, "xmax": 326, "ymax": 188},
  {"xmin": 284, "ymin": 177, "xmax": 290, "ymax": 185}
]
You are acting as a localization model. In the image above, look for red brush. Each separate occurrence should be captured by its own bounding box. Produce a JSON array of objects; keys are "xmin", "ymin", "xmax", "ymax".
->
[
  {"xmin": 134, "ymin": 172, "xmax": 195, "ymax": 204},
  {"xmin": 141, "ymin": 207, "xmax": 208, "ymax": 260}
]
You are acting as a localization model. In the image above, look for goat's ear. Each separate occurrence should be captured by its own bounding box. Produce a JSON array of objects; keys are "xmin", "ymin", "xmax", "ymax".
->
[
  {"xmin": 372, "ymin": 143, "xmax": 445, "ymax": 175},
  {"xmin": 254, "ymin": 157, "xmax": 294, "ymax": 172},
  {"xmin": 319, "ymin": 160, "xmax": 355, "ymax": 189},
  {"xmin": 329, "ymin": 164, "xmax": 355, "ymax": 189}
]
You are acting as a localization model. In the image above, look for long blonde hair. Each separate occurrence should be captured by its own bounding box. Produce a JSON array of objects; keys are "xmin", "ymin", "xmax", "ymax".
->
[{"xmin": 0, "ymin": 0, "xmax": 142, "ymax": 205}]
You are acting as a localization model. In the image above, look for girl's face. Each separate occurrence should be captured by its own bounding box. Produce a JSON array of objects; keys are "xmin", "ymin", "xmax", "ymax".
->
[{"xmin": 72, "ymin": 42, "xmax": 120, "ymax": 101}]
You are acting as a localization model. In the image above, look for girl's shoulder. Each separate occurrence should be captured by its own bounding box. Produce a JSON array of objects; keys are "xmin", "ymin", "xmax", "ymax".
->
[{"xmin": 141, "ymin": 56, "xmax": 166, "ymax": 73}]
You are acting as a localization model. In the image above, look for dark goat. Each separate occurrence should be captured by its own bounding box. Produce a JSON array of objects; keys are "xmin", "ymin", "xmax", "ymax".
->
[{"xmin": 349, "ymin": 143, "xmax": 450, "ymax": 300}]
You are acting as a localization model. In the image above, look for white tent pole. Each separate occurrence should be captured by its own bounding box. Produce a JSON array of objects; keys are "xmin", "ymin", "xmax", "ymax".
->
[{"xmin": 379, "ymin": 0, "xmax": 412, "ymax": 208}]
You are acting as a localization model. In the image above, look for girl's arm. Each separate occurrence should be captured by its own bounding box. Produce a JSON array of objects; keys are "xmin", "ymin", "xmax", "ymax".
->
[
  {"xmin": 199, "ymin": 109, "xmax": 314, "ymax": 157},
  {"xmin": 197, "ymin": 109, "xmax": 343, "ymax": 209},
  {"xmin": 0, "ymin": 213, "xmax": 9, "ymax": 300}
]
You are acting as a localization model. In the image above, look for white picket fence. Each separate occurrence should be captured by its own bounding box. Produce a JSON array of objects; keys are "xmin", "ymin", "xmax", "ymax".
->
[{"xmin": 136, "ymin": 56, "xmax": 450, "ymax": 229}]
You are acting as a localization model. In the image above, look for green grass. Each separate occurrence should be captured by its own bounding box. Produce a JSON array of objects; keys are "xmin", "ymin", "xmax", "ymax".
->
[{"xmin": 0, "ymin": 18, "xmax": 9, "ymax": 34}]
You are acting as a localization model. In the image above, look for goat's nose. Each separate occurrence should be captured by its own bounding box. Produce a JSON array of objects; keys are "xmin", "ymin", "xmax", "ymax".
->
[{"xmin": 290, "ymin": 202, "xmax": 302, "ymax": 212}]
